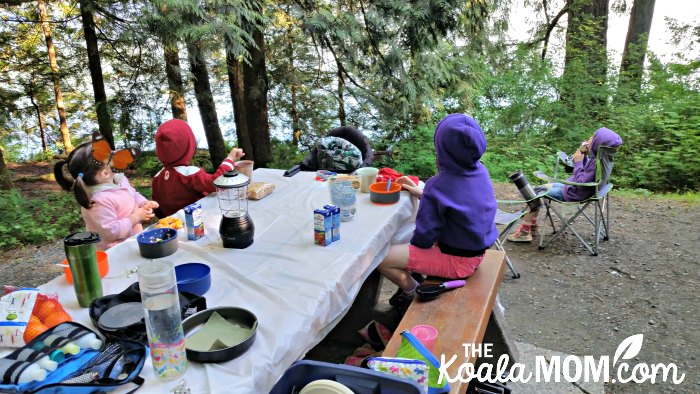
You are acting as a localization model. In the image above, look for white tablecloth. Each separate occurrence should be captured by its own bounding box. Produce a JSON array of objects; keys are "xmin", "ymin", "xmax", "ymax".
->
[{"xmin": 15, "ymin": 168, "xmax": 418, "ymax": 393}]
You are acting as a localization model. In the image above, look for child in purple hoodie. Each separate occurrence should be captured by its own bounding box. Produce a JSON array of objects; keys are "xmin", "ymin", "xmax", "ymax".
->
[
  {"xmin": 507, "ymin": 127, "xmax": 622, "ymax": 242},
  {"xmin": 379, "ymin": 114, "xmax": 498, "ymax": 310}
]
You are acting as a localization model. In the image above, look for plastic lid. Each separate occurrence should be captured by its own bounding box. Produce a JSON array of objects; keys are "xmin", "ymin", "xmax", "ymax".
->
[
  {"xmin": 98, "ymin": 302, "xmax": 144, "ymax": 330},
  {"xmin": 64, "ymin": 232, "xmax": 101, "ymax": 246},
  {"xmin": 138, "ymin": 260, "xmax": 176, "ymax": 293},
  {"xmin": 213, "ymin": 170, "xmax": 250, "ymax": 189}
]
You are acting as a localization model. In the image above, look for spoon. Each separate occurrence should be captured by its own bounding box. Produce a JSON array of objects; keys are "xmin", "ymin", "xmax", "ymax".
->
[
  {"xmin": 416, "ymin": 280, "xmax": 466, "ymax": 300},
  {"xmin": 386, "ymin": 178, "xmax": 391, "ymax": 191}
]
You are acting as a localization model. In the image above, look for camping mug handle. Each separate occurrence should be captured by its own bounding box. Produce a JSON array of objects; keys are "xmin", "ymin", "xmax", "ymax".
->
[{"xmin": 442, "ymin": 280, "xmax": 466, "ymax": 289}]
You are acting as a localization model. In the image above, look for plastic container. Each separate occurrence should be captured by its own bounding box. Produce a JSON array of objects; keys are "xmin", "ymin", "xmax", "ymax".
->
[
  {"xmin": 138, "ymin": 260, "xmax": 187, "ymax": 379},
  {"xmin": 63, "ymin": 251, "xmax": 108, "ymax": 284},
  {"xmin": 355, "ymin": 167, "xmax": 379, "ymax": 193},
  {"xmin": 269, "ymin": 360, "xmax": 423, "ymax": 394},
  {"xmin": 369, "ymin": 181, "xmax": 401, "ymax": 205},
  {"xmin": 174, "ymin": 263, "xmax": 211, "ymax": 296},
  {"xmin": 137, "ymin": 228, "xmax": 178, "ymax": 259},
  {"xmin": 64, "ymin": 232, "xmax": 103, "ymax": 307}
]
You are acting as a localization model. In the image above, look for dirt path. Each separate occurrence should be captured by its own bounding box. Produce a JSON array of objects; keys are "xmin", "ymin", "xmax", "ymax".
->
[
  {"xmin": 1, "ymin": 163, "xmax": 697, "ymax": 392},
  {"xmin": 493, "ymin": 184, "xmax": 699, "ymax": 393}
]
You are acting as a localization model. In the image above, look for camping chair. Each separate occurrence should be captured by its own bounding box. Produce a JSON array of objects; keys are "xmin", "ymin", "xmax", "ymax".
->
[
  {"xmin": 493, "ymin": 208, "xmax": 526, "ymax": 279},
  {"xmin": 534, "ymin": 145, "xmax": 619, "ymax": 256}
]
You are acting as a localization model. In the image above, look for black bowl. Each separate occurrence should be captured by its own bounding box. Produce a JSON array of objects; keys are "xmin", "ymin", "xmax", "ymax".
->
[
  {"xmin": 137, "ymin": 228, "xmax": 178, "ymax": 259},
  {"xmin": 182, "ymin": 307, "xmax": 257, "ymax": 363}
]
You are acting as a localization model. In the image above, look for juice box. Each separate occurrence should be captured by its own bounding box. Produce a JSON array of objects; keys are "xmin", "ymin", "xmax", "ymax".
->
[
  {"xmin": 184, "ymin": 202, "xmax": 205, "ymax": 240},
  {"xmin": 314, "ymin": 209, "xmax": 332, "ymax": 246},
  {"xmin": 323, "ymin": 204, "xmax": 341, "ymax": 242}
]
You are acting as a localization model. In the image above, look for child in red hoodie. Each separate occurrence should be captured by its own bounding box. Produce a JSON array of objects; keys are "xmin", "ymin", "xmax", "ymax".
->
[{"xmin": 152, "ymin": 119, "xmax": 244, "ymax": 217}]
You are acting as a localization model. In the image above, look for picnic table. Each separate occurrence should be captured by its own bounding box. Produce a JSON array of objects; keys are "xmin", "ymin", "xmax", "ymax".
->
[{"xmin": 1, "ymin": 168, "xmax": 418, "ymax": 393}]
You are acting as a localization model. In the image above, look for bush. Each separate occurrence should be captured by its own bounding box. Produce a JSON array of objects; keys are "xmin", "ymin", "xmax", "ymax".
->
[{"xmin": 0, "ymin": 190, "xmax": 82, "ymax": 251}]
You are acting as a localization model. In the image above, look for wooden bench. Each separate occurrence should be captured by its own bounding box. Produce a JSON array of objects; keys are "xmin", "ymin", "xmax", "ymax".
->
[{"xmin": 382, "ymin": 249, "xmax": 513, "ymax": 393}]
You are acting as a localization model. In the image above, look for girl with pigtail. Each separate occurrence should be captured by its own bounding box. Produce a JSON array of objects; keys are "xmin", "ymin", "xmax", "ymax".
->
[{"xmin": 54, "ymin": 139, "xmax": 159, "ymax": 251}]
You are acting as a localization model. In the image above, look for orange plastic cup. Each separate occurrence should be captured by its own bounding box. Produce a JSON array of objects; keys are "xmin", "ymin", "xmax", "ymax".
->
[{"xmin": 63, "ymin": 250, "xmax": 109, "ymax": 284}]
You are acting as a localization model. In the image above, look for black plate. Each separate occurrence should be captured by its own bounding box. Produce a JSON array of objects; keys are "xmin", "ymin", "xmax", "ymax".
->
[{"xmin": 182, "ymin": 307, "xmax": 258, "ymax": 363}]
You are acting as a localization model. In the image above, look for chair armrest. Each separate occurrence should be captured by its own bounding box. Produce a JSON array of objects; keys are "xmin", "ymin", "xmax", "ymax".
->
[
  {"xmin": 534, "ymin": 171, "xmax": 598, "ymax": 187},
  {"xmin": 496, "ymin": 190, "xmax": 547, "ymax": 205}
]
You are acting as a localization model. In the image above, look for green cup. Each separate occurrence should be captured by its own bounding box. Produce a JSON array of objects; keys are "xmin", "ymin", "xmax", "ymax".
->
[{"xmin": 64, "ymin": 232, "xmax": 103, "ymax": 307}]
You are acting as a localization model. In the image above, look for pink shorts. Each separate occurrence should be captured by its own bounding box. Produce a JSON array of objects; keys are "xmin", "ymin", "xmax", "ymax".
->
[{"xmin": 407, "ymin": 245, "xmax": 484, "ymax": 279}]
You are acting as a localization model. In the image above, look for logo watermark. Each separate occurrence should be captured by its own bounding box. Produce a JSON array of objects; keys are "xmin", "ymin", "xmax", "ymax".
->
[{"xmin": 438, "ymin": 334, "xmax": 685, "ymax": 385}]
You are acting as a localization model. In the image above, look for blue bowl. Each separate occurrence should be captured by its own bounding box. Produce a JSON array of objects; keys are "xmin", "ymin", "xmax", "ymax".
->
[
  {"xmin": 175, "ymin": 263, "xmax": 211, "ymax": 296},
  {"xmin": 137, "ymin": 228, "xmax": 178, "ymax": 258}
]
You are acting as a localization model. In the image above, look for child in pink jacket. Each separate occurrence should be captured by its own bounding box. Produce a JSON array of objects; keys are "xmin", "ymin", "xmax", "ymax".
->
[{"xmin": 54, "ymin": 140, "xmax": 158, "ymax": 250}]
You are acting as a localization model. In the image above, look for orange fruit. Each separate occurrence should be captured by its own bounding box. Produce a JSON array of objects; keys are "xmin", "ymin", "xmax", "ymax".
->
[
  {"xmin": 35, "ymin": 300, "xmax": 63, "ymax": 322},
  {"xmin": 43, "ymin": 311, "xmax": 72, "ymax": 328},
  {"xmin": 28, "ymin": 314, "xmax": 41, "ymax": 325},
  {"xmin": 24, "ymin": 321, "xmax": 49, "ymax": 343}
]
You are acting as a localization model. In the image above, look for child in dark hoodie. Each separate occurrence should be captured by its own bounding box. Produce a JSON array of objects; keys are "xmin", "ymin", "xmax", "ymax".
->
[
  {"xmin": 152, "ymin": 119, "xmax": 245, "ymax": 218},
  {"xmin": 379, "ymin": 114, "xmax": 498, "ymax": 310},
  {"xmin": 507, "ymin": 127, "xmax": 622, "ymax": 242}
]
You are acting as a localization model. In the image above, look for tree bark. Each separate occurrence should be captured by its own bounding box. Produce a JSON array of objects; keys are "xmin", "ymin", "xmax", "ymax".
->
[
  {"xmin": 225, "ymin": 37, "xmax": 253, "ymax": 158},
  {"xmin": 336, "ymin": 60, "xmax": 346, "ymax": 126},
  {"xmin": 619, "ymin": 0, "xmax": 656, "ymax": 95},
  {"xmin": 561, "ymin": 0, "xmax": 609, "ymax": 122},
  {"xmin": 29, "ymin": 91, "xmax": 48, "ymax": 152},
  {"xmin": 163, "ymin": 36, "xmax": 188, "ymax": 121},
  {"xmin": 78, "ymin": 0, "xmax": 114, "ymax": 148},
  {"xmin": 38, "ymin": 0, "xmax": 73, "ymax": 154},
  {"xmin": 186, "ymin": 41, "xmax": 227, "ymax": 166},
  {"xmin": 0, "ymin": 147, "xmax": 12, "ymax": 190},
  {"xmin": 242, "ymin": 27, "xmax": 271, "ymax": 167}
]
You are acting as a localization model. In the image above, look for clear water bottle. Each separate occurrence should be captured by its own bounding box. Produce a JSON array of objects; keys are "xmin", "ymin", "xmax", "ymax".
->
[{"xmin": 138, "ymin": 260, "xmax": 187, "ymax": 379}]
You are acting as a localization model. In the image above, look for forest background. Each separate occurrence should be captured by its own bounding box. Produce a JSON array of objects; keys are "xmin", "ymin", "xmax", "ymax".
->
[{"xmin": 0, "ymin": 0, "xmax": 698, "ymax": 249}]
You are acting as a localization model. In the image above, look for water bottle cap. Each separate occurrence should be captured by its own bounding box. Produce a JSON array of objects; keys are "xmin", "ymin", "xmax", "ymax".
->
[
  {"xmin": 64, "ymin": 232, "xmax": 101, "ymax": 246},
  {"xmin": 138, "ymin": 260, "xmax": 176, "ymax": 292}
]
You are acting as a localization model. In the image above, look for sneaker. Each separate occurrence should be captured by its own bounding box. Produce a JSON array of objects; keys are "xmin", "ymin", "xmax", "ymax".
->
[
  {"xmin": 410, "ymin": 272, "xmax": 426, "ymax": 284},
  {"xmin": 506, "ymin": 225, "xmax": 533, "ymax": 243},
  {"xmin": 388, "ymin": 288, "xmax": 415, "ymax": 311}
]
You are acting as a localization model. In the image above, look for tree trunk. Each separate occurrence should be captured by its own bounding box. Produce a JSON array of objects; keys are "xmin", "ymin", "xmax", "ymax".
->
[
  {"xmin": 163, "ymin": 36, "xmax": 188, "ymax": 121},
  {"xmin": 336, "ymin": 61, "xmax": 346, "ymax": 127},
  {"xmin": 0, "ymin": 147, "xmax": 12, "ymax": 190},
  {"xmin": 29, "ymin": 91, "xmax": 48, "ymax": 152},
  {"xmin": 225, "ymin": 37, "xmax": 253, "ymax": 158},
  {"xmin": 619, "ymin": 0, "xmax": 656, "ymax": 96},
  {"xmin": 561, "ymin": 0, "xmax": 610, "ymax": 122},
  {"xmin": 38, "ymin": 0, "xmax": 73, "ymax": 154},
  {"xmin": 242, "ymin": 27, "xmax": 271, "ymax": 167},
  {"xmin": 78, "ymin": 0, "xmax": 114, "ymax": 148},
  {"xmin": 186, "ymin": 41, "xmax": 227, "ymax": 166},
  {"xmin": 284, "ymin": 23, "xmax": 301, "ymax": 146},
  {"xmin": 290, "ymin": 84, "xmax": 301, "ymax": 145}
]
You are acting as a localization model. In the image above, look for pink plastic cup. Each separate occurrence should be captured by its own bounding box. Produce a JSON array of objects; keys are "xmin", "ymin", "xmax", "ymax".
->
[
  {"xmin": 410, "ymin": 324, "xmax": 438, "ymax": 352},
  {"xmin": 235, "ymin": 160, "xmax": 254, "ymax": 181}
]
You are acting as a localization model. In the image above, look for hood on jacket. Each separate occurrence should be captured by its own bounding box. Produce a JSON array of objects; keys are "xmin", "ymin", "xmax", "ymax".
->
[
  {"xmin": 155, "ymin": 119, "xmax": 196, "ymax": 167},
  {"xmin": 434, "ymin": 114, "xmax": 487, "ymax": 172},
  {"xmin": 590, "ymin": 127, "xmax": 623, "ymax": 156}
]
